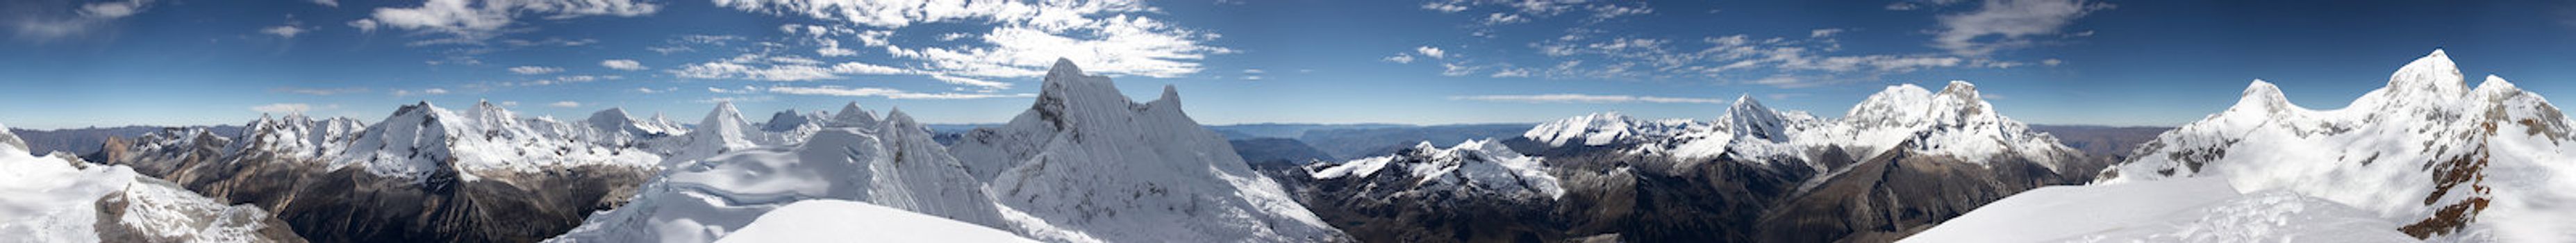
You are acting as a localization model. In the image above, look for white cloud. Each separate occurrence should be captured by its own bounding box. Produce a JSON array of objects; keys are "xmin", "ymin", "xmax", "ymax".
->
[
  {"xmin": 928, "ymin": 74, "xmax": 1011, "ymax": 90},
  {"xmin": 1416, "ymin": 46, "xmax": 1447, "ymax": 58},
  {"xmin": 508, "ymin": 66, "xmax": 563, "ymax": 74},
  {"xmin": 635, "ymin": 87, "xmax": 676, "ymax": 93},
  {"xmin": 766, "ymin": 85, "xmax": 1036, "ymax": 99},
  {"xmin": 1482, "ymin": 12, "xmax": 1527, "ymax": 25},
  {"xmin": 423, "ymin": 88, "xmax": 449, "ymax": 94},
  {"xmin": 347, "ymin": 19, "xmax": 379, "ymax": 33},
  {"xmin": 500, "ymin": 101, "xmax": 520, "ymax": 106},
  {"xmin": 261, "ymin": 25, "xmax": 308, "ymax": 38},
  {"xmin": 272, "ymin": 87, "xmax": 368, "ymax": 95},
  {"xmin": 1809, "ymin": 28, "xmax": 1845, "ymax": 38},
  {"xmin": 8, "ymin": 0, "xmax": 156, "ymax": 41},
  {"xmin": 1382, "ymin": 54, "xmax": 1416, "ymax": 64},
  {"xmin": 601, "ymin": 59, "xmax": 645, "ymax": 70},
  {"xmin": 501, "ymin": 37, "xmax": 599, "ymax": 47},
  {"xmin": 547, "ymin": 101, "xmax": 581, "ymax": 108},
  {"xmin": 313, "ymin": 0, "xmax": 338, "ymax": 7},
  {"xmin": 360, "ymin": 0, "xmax": 660, "ymax": 45},
  {"xmin": 829, "ymin": 62, "xmax": 910, "ymax": 75},
  {"xmin": 1449, "ymin": 94, "xmax": 1726, "ymax": 103},
  {"xmin": 1421, "ymin": 2, "xmax": 1469, "ymax": 12},
  {"xmin": 1242, "ymin": 76, "xmax": 1263, "ymax": 81},
  {"xmin": 250, "ymin": 103, "xmax": 313, "ymax": 114},
  {"xmin": 720, "ymin": 0, "xmax": 1231, "ymax": 78},
  {"xmin": 1242, "ymin": 69, "xmax": 1264, "ymax": 74},
  {"xmin": 1886, "ymin": 2, "xmax": 1923, "ymax": 10},
  {"xmin": 1490, "ymin": 68, "xmax": 1530, "ymax": 78},
  {"xmin": 1932, "ymin": 0, "xmax": 2113, "ymax": 56}
]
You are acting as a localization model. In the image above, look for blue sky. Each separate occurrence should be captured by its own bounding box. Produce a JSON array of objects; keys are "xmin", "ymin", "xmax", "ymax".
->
[{"xmin": 4, "ymin": 0, "xmax": 2576, "ymax": 129}]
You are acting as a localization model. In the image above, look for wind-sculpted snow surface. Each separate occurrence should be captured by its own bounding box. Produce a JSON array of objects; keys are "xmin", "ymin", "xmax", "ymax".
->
[
  {"xmin": 2094, "ymin": 50, "xmax": 2576, "ymax": 242},
  {"xmin": 950, "ymin": 59, "xmax": 1347, "ymax": 242},
  {"xmin": 0, "ymin": 122, "xmax": 305, "ymax": 242},
  {"xmin": 548, "ymin": 108, "xmax": 1006, "ymax": 242}
]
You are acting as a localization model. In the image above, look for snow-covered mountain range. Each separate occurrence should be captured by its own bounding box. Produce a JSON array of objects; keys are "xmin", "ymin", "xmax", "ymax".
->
[
  {"xmin": 1278, "ymin": 80, "xmax": 2101, "ymax": 242},
  {"xmin": 1916, "ymin": 49, "xmax": 2576, "ymax": 242},
  {"xmin": 90, "ymin": 99, "xmax": 829, "ymax": 242},
  {"xmin": 0, "ymin": 122, "xmax": 306, "ymax": 242}
]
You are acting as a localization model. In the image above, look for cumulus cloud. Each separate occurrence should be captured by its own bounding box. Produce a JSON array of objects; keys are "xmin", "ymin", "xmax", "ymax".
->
[
  {"xmin": 1416, "ymin": 46, "xmax": 1447, "ymax": 58},
  {"xmin": 547, "ymin": 101, "xmax": 581, "ymax": 108},
  {"xmin": 1931, "ymin": 0, "xmax": 2113, "ymax": 56},
  {"xmin": 765, "ymin": 85, "xmax": 1036, "ymax": 99},
  {"xmin": 1449, "ymin": 94, "xmax": 1726, "ymax": 104},
  {"xmin": 508, "ymin": 66, "xmax": 563, "ymax": 74},
  {"xmin": 928, "ymin": 74, "xmax": 1011, "ymax": 90},
  {"xmin": 358, "ymin": 0, "xmax": 660, "ymax": 45},
  {"xmin": 600, "ymin": 59, "xmax": 645, "ymax": 70},
  {"xmin": 721, "ymin": 0, "xmax": 1231, "ymax": 78},
  {"xmin": 424, "ymin": 88, "xmax": 449, "ymax": 94}
]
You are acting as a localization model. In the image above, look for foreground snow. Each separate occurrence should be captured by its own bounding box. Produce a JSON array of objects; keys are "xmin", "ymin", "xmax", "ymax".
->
[
  {"xmin": 0, "ymin": 122, "xmax": 297, "ymax": 242},
  {"xmin": 1905, "ymin": 178, "xmax": 2416, "ymax": 242},
  {"xmin": 549, "ymin": 108, "xmax": 1004, "ymax": 242},
  {"xmin": 714, "ymin": 200, "xmax": 1035, "ymax": 243}
]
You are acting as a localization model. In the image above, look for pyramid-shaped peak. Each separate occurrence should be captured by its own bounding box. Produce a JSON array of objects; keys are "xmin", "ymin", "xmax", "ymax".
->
[
  {"xmin": 2388, "ymin": 49, "xmax": 2467, "ymax": 97},
  {"xmin": 834, "ymin": 101, "xmax": 879, "ymax": 126},
  {"xmin": 1049, "ymin": 58, "xmax": 1083, "ymax": 76},
  {"xmin": 1156, "ymin": 85, "xmax": 1181, "ymax": 105}
]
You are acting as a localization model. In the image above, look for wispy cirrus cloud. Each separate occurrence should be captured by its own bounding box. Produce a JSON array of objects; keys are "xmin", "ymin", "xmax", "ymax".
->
[{"xmin": 1449, "ymin": 94, "xmax": 1726, "ymax": 104}]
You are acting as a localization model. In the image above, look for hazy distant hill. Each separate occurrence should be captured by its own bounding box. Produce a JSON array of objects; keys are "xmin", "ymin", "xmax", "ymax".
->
[
  {"xmin": 10, "ymin": 125, "xmax": 242, "ymax": 156},
  {"xmin": 2027, "ymin": 125, "xmax": 2171, "ymax": 160},
  {"xmin": 1297, "ymin": 124, "xmax": 1536, "ymax": 159}
]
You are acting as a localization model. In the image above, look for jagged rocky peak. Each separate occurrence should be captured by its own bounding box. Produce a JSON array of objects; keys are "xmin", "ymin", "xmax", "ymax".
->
[
  {"xmin": 2386, "ymin": 49, "xmax": 2467, "ymax": 98},
  {"xmin": 1726, "ymin": 94, "xmax": 1788, "ymax": 142},
  {"xmin": 833, "ymin": 101, "xmax": 880, "ymax": 127}
]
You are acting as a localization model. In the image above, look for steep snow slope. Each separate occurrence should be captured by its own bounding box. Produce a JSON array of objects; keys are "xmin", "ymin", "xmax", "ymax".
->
[
  {"xmin": 2096, "ymin": 50, "xmax": 2576, "ymax": 242},
  {"xmin": 1306, "ymin": 140, "xmax": 1563, "ymax": 200},
  {"xmin": 1903, "ymin": 178, "xmax": 2416, "ymax": 242},
  {"xmin": 714, "ymin": 200, "xmax": 1037, "ymax": 243},
  {"xmin": 949, "ymin": 59, "xmax": 1345, "ymax": 242},
  {"xmin": 549, "ymin": 109, "xmax": 1004, "ymax": 242},
  {"xmin": 0, "ymin": 122, "xmax": 304, "ymax": 242}
]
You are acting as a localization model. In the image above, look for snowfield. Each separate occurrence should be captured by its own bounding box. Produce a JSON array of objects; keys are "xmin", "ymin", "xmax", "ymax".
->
[
  {"xmin": 1905, "ymin": 178, "xmax": 2416, "ymax": 242},
  {"xmin": 713, "ymin": 200, "xmax": 1035, "ymax": 243}
]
